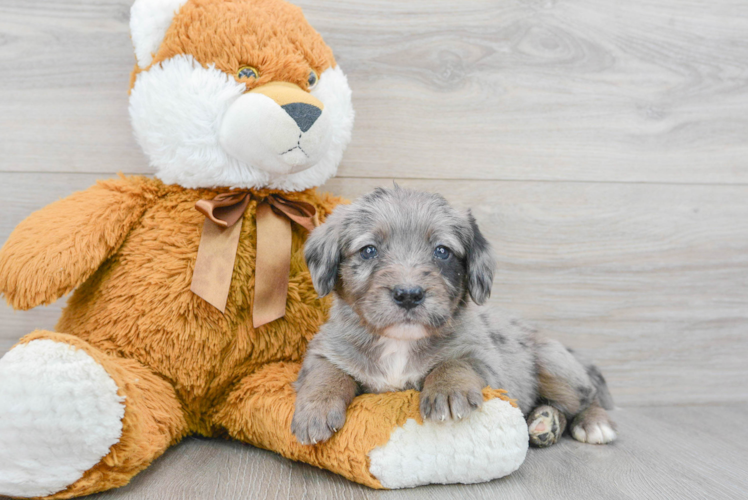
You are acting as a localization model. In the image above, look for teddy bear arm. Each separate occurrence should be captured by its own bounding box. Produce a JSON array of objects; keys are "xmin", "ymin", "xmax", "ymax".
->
[{"xmin": 0, "ymin": 180, "xmax": 152, "ymax": 310}]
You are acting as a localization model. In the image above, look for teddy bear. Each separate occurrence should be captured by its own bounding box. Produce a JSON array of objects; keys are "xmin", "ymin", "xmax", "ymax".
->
[{"xmin": 0, "ymin": 0, "xmax": 528, "ymax": 498}]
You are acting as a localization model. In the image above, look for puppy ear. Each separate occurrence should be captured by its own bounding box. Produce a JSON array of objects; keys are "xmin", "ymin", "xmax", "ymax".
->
[
  {"xmin": 304, "ymin": 208, "xmax": 344, "ymax": 297},
  {"xmin": 465, "ymin": 211, "xmax": 496, "ymax": 305}
]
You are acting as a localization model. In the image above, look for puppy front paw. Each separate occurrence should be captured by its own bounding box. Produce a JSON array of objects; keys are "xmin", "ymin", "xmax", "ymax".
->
[
  {"xmin": 419, "ymin": 384, "xmax": 483, "ymax": 422},
  {"xmin": 291, "ymin": 396, "xmax": 348, "ymax": 445}
]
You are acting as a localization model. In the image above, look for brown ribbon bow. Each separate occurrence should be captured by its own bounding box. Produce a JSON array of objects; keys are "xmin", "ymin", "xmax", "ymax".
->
[{"xmin": 190, "ymin": 192, "xmax": 318, "ymax": 327}]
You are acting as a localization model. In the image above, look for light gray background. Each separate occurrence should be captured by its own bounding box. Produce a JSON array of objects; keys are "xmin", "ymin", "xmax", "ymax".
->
[{"xmin": 1, "ymin": 0, "xmax": 746, "ymax": 498}]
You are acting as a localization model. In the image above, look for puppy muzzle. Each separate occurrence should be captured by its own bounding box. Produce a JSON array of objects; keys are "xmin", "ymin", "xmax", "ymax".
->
[{"xmin": 219, "ymin": 81, "xmax": 332, "ymax": 176}]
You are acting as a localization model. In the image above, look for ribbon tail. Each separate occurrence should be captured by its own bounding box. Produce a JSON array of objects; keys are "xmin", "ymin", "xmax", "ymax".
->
[
  {"xmin": 253, "ymin": 201, "xmax": 292, "ymax": 328},
  {"xmin": 268, "ymin": 195, "xmax": 319, "ymax": 232},
  {"xmin": 191, "ymin": 217, "xmax": 244, "ymax": 313}
]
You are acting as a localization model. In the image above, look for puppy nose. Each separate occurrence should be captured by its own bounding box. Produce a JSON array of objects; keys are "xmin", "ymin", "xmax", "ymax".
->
[
  {"xmin": 392, "ymin": 286, "xmax": 425, "ymax": 310},
  {"xmin": 281, "ymin": 102, "xmax": 322, "ymax": 132}
]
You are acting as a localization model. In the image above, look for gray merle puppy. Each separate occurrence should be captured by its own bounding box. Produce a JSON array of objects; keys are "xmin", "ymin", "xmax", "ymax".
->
[{"xmin": 292, "ymin": 186, "xmax": 616, "ymax": 448}]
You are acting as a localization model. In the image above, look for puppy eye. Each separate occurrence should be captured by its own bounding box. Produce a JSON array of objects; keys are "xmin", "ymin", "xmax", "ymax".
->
[
  {"xmin": 433, "ymin": 246, "xmax": 451, "ymax": 260},
  {"xmin": 360, "ymin": 245, "xmax": 378, "ymax": 260},
  {"xmin": 308, "ymin": 70, "xmax": 319, "ymax": 90},
  {"xmin": 237, "ymin": 66, "xmax": 259, "ymax": 80}
]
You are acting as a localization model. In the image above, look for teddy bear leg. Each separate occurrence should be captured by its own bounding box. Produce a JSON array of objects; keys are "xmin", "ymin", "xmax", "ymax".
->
[
  {"xmin": 212, "ymin": 362, "xmax": 528, "ymax": 489},
  {"xmin": 0, "ymin": 331, "xmax": 188, "ymax": 499}
]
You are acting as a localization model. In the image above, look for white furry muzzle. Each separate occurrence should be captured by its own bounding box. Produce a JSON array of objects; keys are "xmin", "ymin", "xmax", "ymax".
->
[
  {"xmin": 129, "ymin": 55, "xmax": 354, "ymax": 191},
  {"xmin": 219, "ymin": 91, "xmax": 332, "ymax": 175}
]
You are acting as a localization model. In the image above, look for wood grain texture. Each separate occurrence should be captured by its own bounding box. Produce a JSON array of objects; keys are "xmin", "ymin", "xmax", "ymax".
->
[
  {"xmin": 1, "ymin": 0, "xmax": 748, "ymax": 183},
  {"xmin": 1, "ymin": 1, "xmax": 747, "ymax": 497},
  {"xmin": 0, "ymin": 1, "xmax": 144, "ymax": 173},
  {"xmin": 48, "ymin": 404, "xmax": 745, "ymax": 500},
  {"xmin": 2, "ymin": 173, "xmax": 747, "ymax": 407}
]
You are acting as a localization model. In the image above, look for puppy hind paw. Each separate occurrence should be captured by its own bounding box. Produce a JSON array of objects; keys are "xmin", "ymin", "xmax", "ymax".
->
[
  {"xmin": 571, "ymin": 421, "xmax": 617, "ymax": 444},
  {"xmin": 527, "ymin": 405, "xmax": 565, "ymax": 448},
  {"xmin": 570, "ymin": 403, "xmax": 617, "ymax": 445}
]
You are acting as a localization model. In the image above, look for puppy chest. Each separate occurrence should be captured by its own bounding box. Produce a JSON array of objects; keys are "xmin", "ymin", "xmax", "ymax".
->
[{"xmin": 361, "ymin": 338, "xmax": 423, "ymax": 393}]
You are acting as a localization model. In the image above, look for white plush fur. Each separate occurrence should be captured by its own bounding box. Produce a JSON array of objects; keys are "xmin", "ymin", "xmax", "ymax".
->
[
  {"xmin": 218, "ymin": 91, "xmax": 332, "ymax": 175},
  {"xmin": 130, "ymin": 55, "xmax": 248, "ymax": 187},
  {"xmin": 130, "ymin": 55, "xmax": 354, "ymax": 191},
  {"xmin": 0, "ymin": 340, "xmax": 125, "ymax": 498},
  {"xmin": 130, "ymin": 0, "xmax": 189, "ymax": 68},
  {"xmin": 368, "ymin": 398, "xmax": 528, "ymax": 488}
]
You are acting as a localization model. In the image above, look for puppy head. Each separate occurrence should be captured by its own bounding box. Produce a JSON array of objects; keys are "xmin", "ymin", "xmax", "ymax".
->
[{"xmin": 305, "ymin": 187, "xmax": 496, "ymax": 340}]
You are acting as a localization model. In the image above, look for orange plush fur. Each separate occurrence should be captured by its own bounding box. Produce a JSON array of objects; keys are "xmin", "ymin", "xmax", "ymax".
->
[
  {"xmin": 0, "ymin": 177, "xmax": 343, "ymax": 497},
  {"xmin": 0, "ymin": 175, "xmax": 520, "ymax": 497}
]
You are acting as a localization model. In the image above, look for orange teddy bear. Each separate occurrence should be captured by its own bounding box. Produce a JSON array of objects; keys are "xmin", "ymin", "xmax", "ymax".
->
[{"xmin": 0, "ymin": 1, "xmax": 527, "ymax": 498}]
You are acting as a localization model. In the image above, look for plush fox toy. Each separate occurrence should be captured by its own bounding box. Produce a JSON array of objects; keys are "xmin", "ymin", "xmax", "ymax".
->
[{"xmin": 0, "ymin": 0, "xmax": 527, "ymax": 497}]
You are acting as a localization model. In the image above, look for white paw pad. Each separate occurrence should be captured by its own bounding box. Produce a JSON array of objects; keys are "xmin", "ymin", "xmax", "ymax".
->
[
  {"xmin": 368, "ymin": 398, "xmax": 528, "ymax": 488},
  {"xmin": 572, "ymin": 422, "xmax": 617, "ymax": 444},
  {"xmin": 0, "ymin": 340, "xmax": 125, "ymax": 498}
]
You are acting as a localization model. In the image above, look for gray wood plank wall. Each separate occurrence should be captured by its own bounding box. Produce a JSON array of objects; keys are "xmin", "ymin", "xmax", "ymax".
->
[{"xmin": 1, "ymin": 0, "xmax": 747, "ymax": 412}]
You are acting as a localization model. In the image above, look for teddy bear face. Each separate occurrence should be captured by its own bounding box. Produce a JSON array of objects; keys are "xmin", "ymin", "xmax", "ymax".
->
[{"xmin": 129, "ymin": 0, "xmax": 354, "ymax": 191}]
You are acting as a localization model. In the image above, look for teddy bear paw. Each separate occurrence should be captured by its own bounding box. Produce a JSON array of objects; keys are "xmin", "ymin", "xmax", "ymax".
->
[{"xmin": 0, "ymin": 339, "xmax": 125, "ymax": 498}]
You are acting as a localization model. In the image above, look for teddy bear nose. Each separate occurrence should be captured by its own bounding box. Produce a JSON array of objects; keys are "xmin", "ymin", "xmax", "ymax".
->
[{"xmin": 281, "ymin": 102, "xmax": 322, "ymax": 133}]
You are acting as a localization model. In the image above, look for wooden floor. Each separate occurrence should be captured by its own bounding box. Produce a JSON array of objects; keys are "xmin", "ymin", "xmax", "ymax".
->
[
  {"xmin": 1, "ymin": 0, "xmax": 747, "ymax": 498},
  {"xmin": 89, "ymin": 404, "xmax": 748, "ymax": 500}
]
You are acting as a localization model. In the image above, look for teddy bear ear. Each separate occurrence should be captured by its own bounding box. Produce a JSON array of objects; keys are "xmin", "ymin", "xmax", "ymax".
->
[{"xmin": 130, "ymin": 0, "xmax": 190, "ymax": 68}]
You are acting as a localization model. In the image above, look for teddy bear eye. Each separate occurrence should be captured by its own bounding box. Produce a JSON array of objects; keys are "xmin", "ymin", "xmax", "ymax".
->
[
  {"xmin": 237, "ymin": 66, "xmax": 259, "ymax": 80},
  {"xmin": 308, "ymin": 70, "xmax": 319, "ymax": 90}
]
